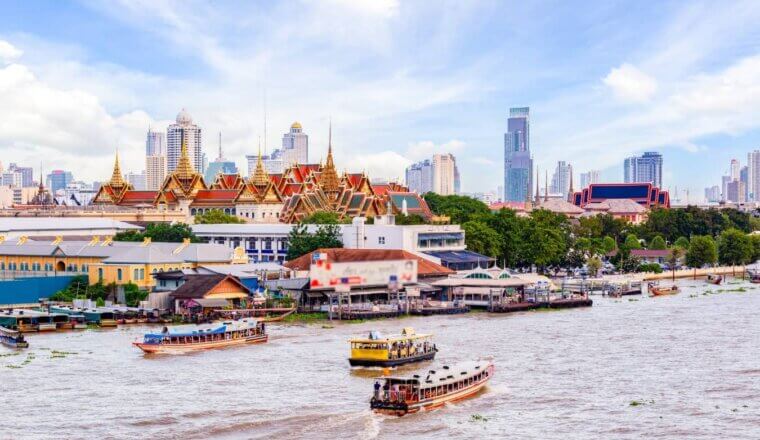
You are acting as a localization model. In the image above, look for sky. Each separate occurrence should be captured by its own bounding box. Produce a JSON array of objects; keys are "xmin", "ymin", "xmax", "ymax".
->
[{"xmin": 1, "ymin": 0, "xmax": 759, "ymax": 202}]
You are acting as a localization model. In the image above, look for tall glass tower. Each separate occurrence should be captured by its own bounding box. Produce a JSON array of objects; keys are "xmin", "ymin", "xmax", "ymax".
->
[{"xmin": 504, "ymin": 107, "xmax": 532, "ymax": 202}]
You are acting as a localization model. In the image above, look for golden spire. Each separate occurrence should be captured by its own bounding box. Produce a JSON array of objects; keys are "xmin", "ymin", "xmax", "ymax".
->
[
  {"xmin": 251, "ymin": 136, "xmax": 269, "ymax": 186},
  {"xmin": 110, "ymin": 151, "xmax": 125, "ymax": 187},
  {"xmin": 320, "ymin": 120, "xmax": 340, "ymax": 192},
  {"xmin": 175, "ymin": 135, "xmax": 195, "ymax": 180}
]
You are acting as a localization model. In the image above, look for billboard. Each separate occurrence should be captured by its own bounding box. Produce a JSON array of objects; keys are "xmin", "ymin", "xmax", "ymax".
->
[{"xmin": 309, "ymin": 259, "xmax": 418, "ymax": 290}]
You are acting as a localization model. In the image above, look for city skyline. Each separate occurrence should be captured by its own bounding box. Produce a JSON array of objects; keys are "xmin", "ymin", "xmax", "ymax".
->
[{"xmin": 0, "ymin": 1, "xmax": 759, "ymax": 199}]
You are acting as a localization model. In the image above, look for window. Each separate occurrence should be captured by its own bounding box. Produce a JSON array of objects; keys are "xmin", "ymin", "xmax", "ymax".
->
[
  {"xmin": 98, "ymin": 268, "xmax": 104, "ymax": 281},
  {"xmin": 134, "ymin": 269, "xmax": 139, "ymax": 280},
  {"xmin": 264, "ymin": 238, "xmax": 272, "ymax": 250},
  {"xmin": 117, "ymin": 268, "xmax": 123, "ymax": 281},
  {"xmin": 0, "ymin": 262, "xmax": 4, "ymax": 270},
  {"xmin": 81, "ymin": 264, "xmax": 88, "ymax": 272},
  {"xmin": 378, "ymin": 237, "xmax": 386, "ymax": 245},
  {"xmin": 140, "ymin": 269, "xmax": 145, "ymax": 280}
]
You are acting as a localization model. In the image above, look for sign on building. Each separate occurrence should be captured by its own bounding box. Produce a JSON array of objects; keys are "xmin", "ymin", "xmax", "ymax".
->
[{"xmin": 309, "ymin": 259, "xmax": 418, "ymax": 289}]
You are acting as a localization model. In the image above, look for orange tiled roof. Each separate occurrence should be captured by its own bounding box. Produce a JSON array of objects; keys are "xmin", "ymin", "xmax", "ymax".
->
[{"xmin": 285, "ymin": 248, "xmax": 453, "ymax": 277}]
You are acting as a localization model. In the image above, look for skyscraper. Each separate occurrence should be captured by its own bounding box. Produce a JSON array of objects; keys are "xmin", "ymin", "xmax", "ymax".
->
[
  {"xmin": 204, "ymin": 133, "xmax": 238, "ymax": 182},
  {"xmin": 145, "ymin": 129, "xmax": 167, "ymax": 190},
  {"xmin": 126, "ymin": 171, "xmax": 147, "ymax": 191},
  {"xmin": 550, "ymin": 161, "xmax": 572, "ymax": 195},
  {"xmin": 504, "ymin": 107, "xmax": 532, "ymax": 202},
  {"xmin": 405, "ymin": 159, "xmax": 433, "ymax": 194},
  {"xmin": 46, "ymin": 170, "xmax": 74, "ymax": 193},
  {"xmin": 432, "ymin": 153, "xmax": 458, "ymax": 195},
  {"xmin": 8, "ymin": 163, "xmax": 34, "ymax": 187},
  {"xmin": 281, "ymin": 121, "xmax": 309, "ymax": 166},
  {"xmin": 580, "ymin": 170, "xmax": 599, "ymax": 188},
  {"xmin": 747, "ymin": 150, "xmax": 760, "ymax": 201},
  {"xmin": 740, "ymin": 165, "xmax": 749, "ymax": 201},
  {"xmin": 730, "ymin": 159, "xmax": 740, "ymax": 181},
  {"xmin": 167, "ymin": 108, "xmax": 202, "ymax": 173},
  {"xmin": 623, "ymin": 152, "xmax": 663, "ymax": 188}
]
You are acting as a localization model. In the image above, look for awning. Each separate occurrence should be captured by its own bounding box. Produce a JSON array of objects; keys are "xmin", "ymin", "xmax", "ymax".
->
[
  {"xmin": 418, "ymin": 233, "xmax": 462, "ymax": 240},
  {"xmin": 185, "ymin": 298, "xmax": 231, "ymax": 308},
  {"xmin": 424, "ymin": 250, "xmax": 496, "ymax": 264}
]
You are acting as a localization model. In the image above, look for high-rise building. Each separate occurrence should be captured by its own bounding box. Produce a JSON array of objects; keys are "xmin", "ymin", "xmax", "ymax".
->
[
  {"xmin": 580, "ymin": 170, "xmax": 600, "ymax": 189},
  {"xmin": 550, "ymin": 161, "xmax": 572, "ymax": 195},
  {"xmin": 623, "ymin": 152, "xmax": 662, "ymax": 188},
  {"xmin": 146, "ymin": 129, "xmax": 166, "ymax": 156},
  {"xmin": 167, "ymin": 109, "xmax": 202, "ymax": 173},
  {"xmin": 281, "ymin": 121, "xmax": 309, "ymax": 166},
  {"xmin": 704, "ymin": 185, "xmax": 721, "ymax": 203},
  {"xmin": 8, "ymin": 163, "xmax": 34, "ymax": 187},
  {"xmin": 747, "ymin": 151, "xmax": 760, "ymax": 202},
  {"xmin": 145, "ymin": 155, "xmax": 167, "ymax": 190},
  {"xmin": 46, "ymin": 170, "xmax": 74, "ymax": 193},
  {"xmin": 730, "ymin": 159, "xmax": 740, "ymax": 181},
  {"xmin": 405, "ymin": 159, "xmax": 434, "ymax": 194},
  {"xmin": 432, "ymin": 153, "xmax": 458, "ymax": 195},
  {"xmin": 204, "ymin": 133, "xmax": 238, "ymax": 182},
  {"xmin": 504, "ymin": 107, "xmax": 532, "ymax": 202},
  {"xmin": 126, "ymin": 171, "xmax": 147, "ymax": 191},
  {"xmin": 727, "ymin": 180, "xmax": 745, "ymax": 203},
  {"xmin": 740, "ymin": 165, "xmax": 749, "ymax": 201},
  {"xmin": 1, "ymin": 171, "xmax": 22, "ymax": 188},
  {"xmin": 721, "ymin": 175, "xmax": 732, "ymax": 201}
]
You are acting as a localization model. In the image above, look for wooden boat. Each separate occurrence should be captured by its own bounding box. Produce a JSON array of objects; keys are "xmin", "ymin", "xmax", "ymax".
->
[
  {"xmin": 349, "ymin": 327, "xmax": 437, "ymax": 367},
  {"xmin": 0, "ymin": 310, "xmax": 38, "ymax": 332},
  {"xmin": 648, "ymin": 282, "xmax": 679, "ymax": 296},
  {"xmin": 49, "ymin": 307, "xmax": 90, "ymax": 329},
  {"xmin": 0, "ymin": 326, "xmax": 28, "ymax": 349},
  {"xmin": 133, "ymin": 319, "xmax": 267, "ymax": 354},
  {"xmin": 706, "ymin": 274, "xmax": 723, "ymax": 285},
  {"xmin": 370, "ymin": 360, "xmax": 494, "ymax": 416},
  {"xmin": 81, "ymin": 309, "xmax": 118, "ymax": 327},
  {"xmin": 747, "ymin": 269, "xmax": 760, "ymax": 284}
]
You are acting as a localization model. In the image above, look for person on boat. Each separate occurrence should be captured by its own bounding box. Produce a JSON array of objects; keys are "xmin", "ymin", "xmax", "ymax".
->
[
  {"xmin": 162, "ymin": 326, "xmax": 168, "ymax": 334},
  {"xmin": 374, "ymin": 381, "xmax": 381, "ymax": 400}
]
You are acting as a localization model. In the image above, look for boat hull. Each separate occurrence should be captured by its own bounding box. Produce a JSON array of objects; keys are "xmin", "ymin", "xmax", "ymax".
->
[
  {"xmin": 349, "ymin": 351, "xmax": 436, "ymax": 367},
  {"xmin": 133, "ymin": 334, "xmax": 268, "ymax": 354},
  {"xmin": 37, "ymin": 323, "xmax": 57, "ymax": 332},
  {"xmin": 1, "ymin": 339, "xmax": 28, "ymax": 349},
  {"xmin": 649, "ymin": 287, "xmax": 679, "ymax": 296},
  {"xmin": 371, "ymin": 373, "xmax": 492, "ymax": 416}
]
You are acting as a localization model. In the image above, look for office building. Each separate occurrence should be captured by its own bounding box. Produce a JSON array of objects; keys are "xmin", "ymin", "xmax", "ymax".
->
[
  {"xmin": 504, "ymin": 107, "xmax": 532, "ymax": 202},
  {"xmin": 204, "ymin": 133, "xmax": 238, "ymax": 182},
  {"xmin": 46, "ymin": 170, "xmax": 74, "ymax": 193},
  {"xmin": 727, "ymin": 180, "xmax": 745, "ymax": 203},
  {"xmin": 580, "ymin": 170, "xmax": 599, "ymax": 189},
  {"xmin": 623, "ymin": 152, "xmax": 663, "ymax": 188},
  {"xmin": 146, "ymin": 155, "xmax": 167, "ymax": 191},
  {"xmin": 167, "ymin": 108, "xmax": 203, "ymax": 173},
  {"xmin": 7, "ymin": 164, "xmax": 34, "ymax": 187},
  {"xmin": 721, "ymin": 175, "xmax": 732, "ymax": 201},
  {"xmin": 730, "ymin": 159, "xmax": 740, "ymax": 181},
  {"xmin": 146, "ymin": 129, "xmax": 166, "ymax": 156},
  {"xmin": 704, "ymin": 185, "xmax": 721, "ymax": 203},
  {"xmin": 550, "ymin": 161, "xmax": 572, "ymax": 196},
  {"xmin": 1, "ymin": 171, "xmax": 22, "ymax": 188},
  {"xmin": 247, "ymin": 149, "xmax": 284, "ymax": 175},
  {"xmin": 405, "ymin": 159, "xmax": 433, "ymax": 194},
  {"xmin": 741, "ymin": 166, "xmax": 749, "ymax": 201},
  {"xmin": 126, "ymin": 171, "xmax": 147, "ymax": 191},
  {"xmin": 747, "ymin": 150, "xmax": 760, "ymax": 202},
  {"xmin": 432, "ymin": 153, "xmax": 458, "ymax": 195},
  {"xmin": 281, "ymin": 122, "xmax": 309, "ymax": 166}
]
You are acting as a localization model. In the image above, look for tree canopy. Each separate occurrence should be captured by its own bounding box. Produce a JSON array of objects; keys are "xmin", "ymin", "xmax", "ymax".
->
[
  {"xmin": 114, "ymin": 223, "xmax": 199, "ymax": 243},
  {"xmin": 462, "ymin": 221, "xmax": 500, "ymax": 257},
  {"xmin": 194, "ymin": 209, "xmax": 245, "ymax": 224},
  {"xmin": 686, "ymin": 235, "xmax": 718, "ymax": 268},
  {"xmin": 423, "ymin": 193, "xmax": 490, "ymax": 224},
  {"xmin": 285, "ymin": 223, "xmax": 343, "ymax": 260},
  {"xmin": 300, "ymin": 211, "xmax": 344, "ymax": 225},
  {"xmin": 718, "ymin": 228, "xmax": 752, "ymax": 265},
  {"xmin": 624, "ymin": 234, "xmax": 642, "ymax": 250},
  {"xmin": 649, "ymin": 235, "xmax": 667, "ymax": 250}
]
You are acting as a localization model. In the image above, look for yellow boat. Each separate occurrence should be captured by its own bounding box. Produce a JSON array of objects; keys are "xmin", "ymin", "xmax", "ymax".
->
[{"xmin": 349, "ymin": 327, "xmax": 437, "ymax": 367}]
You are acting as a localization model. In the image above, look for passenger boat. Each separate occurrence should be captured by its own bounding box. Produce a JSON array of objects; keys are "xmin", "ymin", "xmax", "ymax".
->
[
  {"xmin": 0, "ymin": 310, "xmax": 38, "ymax": 332},
  {"xmin": 29, "ymin": 310, "xmax": 73, "ymax": 330},
  {"xmin": 706, "ymin": 274, "xmax": 723, "ymax": 285},
  {"xmin": 370, "ymin": 360, "xmax": 494, "ymax": 416},
  {"xmin": 648, "ymin": 282, "xmax": 679, "ymax": 296},
  {"xmin": 80, "ymin": 309, "xmax": 118, "ymax": 327},
  {"xmin": 349, "ymin": 327, "xmax": 437, "ymax": 367},
  {"xmin": 132, "ymin": 319, "xmax": 267, "ymax": 354},
  {"xmin": 0, "ymin": 326, "xmax": 28, "ymax": 349},
  {"xmin": 747, "ymin": 269, "xmax": 760, "ymax": 283},
  {"xmin": 49, "ymin": 307, "xmax": 90, "ymax": 329}
]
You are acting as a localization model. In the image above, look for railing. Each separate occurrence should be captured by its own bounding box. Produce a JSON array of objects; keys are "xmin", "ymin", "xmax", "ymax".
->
[{"xmin": 0, "ymin": 270, "xmax": 87, "ymax": 280}]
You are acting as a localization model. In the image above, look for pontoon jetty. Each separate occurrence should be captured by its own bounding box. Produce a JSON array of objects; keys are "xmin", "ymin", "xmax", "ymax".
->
[
  {"xmin": 349, "ymin": 327, "xmax": 437, "ymax": 367},
  {"xmin": 370, "ymin": 360, "xmax": 494, "ymax": 416},
  {"xmin": 133, "ymin": 319, "xmax": 267, "ymax": 354}
]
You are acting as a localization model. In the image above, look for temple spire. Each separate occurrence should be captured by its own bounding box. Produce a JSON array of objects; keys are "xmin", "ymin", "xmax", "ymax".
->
[
  {"xmin": 110, "ymin": 151, "xmax": 125, "ymax": 187},
  {"xmin": 544, "ymin": 170, "xmax": 548, "ymax": 202},
  {"xmin": 321, "ymin": 119, "xmax": 340, "ymax": 193},
  {"xmin": 251, "ymin": 136, "xmax": 269, "ymax": 186},
  {"xmin": 567, "ymin": 163, "xmax": 574, "ymax": 202}
]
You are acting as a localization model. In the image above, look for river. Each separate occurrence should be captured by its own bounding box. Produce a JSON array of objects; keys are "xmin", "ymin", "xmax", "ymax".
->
[{"xmin": 2, "ymin": 279, "xmax": 759, "ymax": 439}]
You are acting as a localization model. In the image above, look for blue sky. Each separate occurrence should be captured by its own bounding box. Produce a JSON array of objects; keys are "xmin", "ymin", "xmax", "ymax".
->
[{"xmin": 0, "ymin": 0, "xmax": 759, "ymax": 201}]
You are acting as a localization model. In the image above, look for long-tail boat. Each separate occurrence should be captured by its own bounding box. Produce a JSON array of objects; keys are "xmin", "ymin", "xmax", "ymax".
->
[
  {"xmin": 370, "ymin": 360, "xmax": 494, "ymax": 416},
  {"xmin": 648, "ymin": 282, "xmax": 679, "ymax": 296},
  {"xmin": 706, "ymin": 274, "xmax": 723, "ymax": 285},
  {"xmin": 215, "ymin": 307, "xmax": 296, "ymax": 322},
  {"xmin": 349, "ymin": 327, "xmax": 437, "ymax": 367},
  {"xmin": 0, "ymin": 326, "xmax": 28, "ymax": 348},
  {"xmin": 133, "ymin": 319, "xmax": 267, "ymax": 354}
]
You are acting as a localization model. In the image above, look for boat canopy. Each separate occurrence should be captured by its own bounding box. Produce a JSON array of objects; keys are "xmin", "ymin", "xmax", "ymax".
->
[
  {"xmin": 382, "ymin": 361, "xmax": 491, "ymax": 388},
  {"xmin": 350, "ymin": 328, "xmax": 432, "ymax": 344}
]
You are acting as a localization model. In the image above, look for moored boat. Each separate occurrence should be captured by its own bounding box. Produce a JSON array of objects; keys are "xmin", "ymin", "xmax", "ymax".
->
[
  {"xmin": 132, "ymin": 319, "xmax": 267, "ymax": 354},
  {"xmin": 370, "ymin": 360, "xmax": 494, "ymax": 416},
  {"xmin": 706, "ymin": 274, "xmax": 723, "ymax": 285},
  {"xmin": 0, "ymin": 310, "xmax": 38, "ymax": 332},
  {"xmin": 81, "ymin": 309, "xmax": 118, "ymax": 327},
  {"xmin": 648, "ymin": 282, "xmax": 679, "ymax": 296},
  {"xmin": 0, "ymin": 326, "xmax": 28, "ymax": 349},
  {"xmin": 349, "ymin": 327, "xmax": 437, "ymax": 367}
]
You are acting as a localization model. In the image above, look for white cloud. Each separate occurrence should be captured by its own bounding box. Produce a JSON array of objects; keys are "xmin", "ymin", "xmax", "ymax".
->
[
  {"xmin": 0, "ymin": 40, "xmax": 22, "ymax": 64},
  {"xmin": 404, "ymin": 139, "xmax": 465, "ymax": 161},
  {"xmin": 603, "ymin": 63, "xmax": 658, "ymax": 103}
]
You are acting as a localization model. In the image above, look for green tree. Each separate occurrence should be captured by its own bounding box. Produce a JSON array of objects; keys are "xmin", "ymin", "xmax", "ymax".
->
[
  {"xmin": 423, "ymin": 193, "xmax": 490, "ymax": 224},
  {"xmin": 123, "ymin": 283, "xmax": 148, "ymax": 307},
  {"xmin": 667, "ymin": 247, "xmax": 684, "ymax": 280},
  {"xmin": 624, "ymin": 234, "xmax": 642, "ymax": 250},
  {"xmin": 194, "ymin": 209, "xmax": 245, "ymax": 224},
  {"xmin": 111, "ymin": 230, "xmax": 143, "ymax": 242},
  {"xmin": 649, "ymin": 235, "xmax": 667, "ymax": 250},
  {"xmin": 674, "ymin": 236, "xmax": 690, "ymax": 249},
  {"xmin": 114, "ymin": 222, "xmax": 199, "ymax": 243},
  {"xmin": 285, "ymin": 223, "xmax": 343, "ymax": 260},
  {"xmin": 749, "ymin": 234, "xmax": 760, "ymax": 263},
  {"xmin": 394, "ymin": 214, "xmax": 427, "ymax": 225},
  {"xmin": 300, "ymin": 211, "xmax": 343, "ymax": 224},
  {"xmin": 686, "ymin": 235, "xmax": 718, "ymax": 268},
  {"xmin": 587, "ymin": 255, "xmax": 602, "ymax": 277},
  {"xmin": 601, "ymin": 236, "xmax": 617, "ymax": 254},
  {"xmin": 462, "ymin": 221, "xmax": 500, "ymax": 257},
  {"xmin": 484, "ymin": 208, "xmax": 522, "ymax": 268},
  {"xmin": 718, "ymin": 228, "xmax": 752, "ymax": 266}
]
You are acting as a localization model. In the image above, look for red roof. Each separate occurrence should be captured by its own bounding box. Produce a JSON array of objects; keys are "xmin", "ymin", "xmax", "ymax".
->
[
  {"xmin": 489, "ymin": 202, "xmax": 528, "ymax": 211},
  {"xmin": 119, "ymin": 191, "xmax": 158, "ymax": 202},
  {"xmin": 285, "ymin": 248, "xmax": 453, "ymax": 277},
  {"xmin": 191, "ymin": 190, "xmax": 239, "ymax": 205},
  {"xmin": 630, "ymin": 249, "xmax": 671, "ymax": 258},
  {"xmin": 372, "ymin": 184, "xmax": 390, "ymax": 196}
]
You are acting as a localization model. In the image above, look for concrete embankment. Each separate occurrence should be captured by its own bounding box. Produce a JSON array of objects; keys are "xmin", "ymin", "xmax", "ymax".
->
[{"xmin": 640, "ymin": 265, "xmax": 748, "ymax": 281}]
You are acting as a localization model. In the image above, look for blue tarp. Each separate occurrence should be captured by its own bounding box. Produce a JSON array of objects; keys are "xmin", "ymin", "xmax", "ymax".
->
[{"xmin": 424, "ymin": 250, "xmax": 495, "ymax": 264}]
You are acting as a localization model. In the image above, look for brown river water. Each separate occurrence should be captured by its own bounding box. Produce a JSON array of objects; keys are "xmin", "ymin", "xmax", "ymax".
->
[{"xmin": 2, "ymin": 279, "xmax": 759, "ymax": 439}]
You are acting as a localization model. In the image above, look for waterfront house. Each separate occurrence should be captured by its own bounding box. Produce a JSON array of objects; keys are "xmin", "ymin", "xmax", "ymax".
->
[{"xmin": 169, "ymin": 274, "xmax": 250, "ymax": 314}]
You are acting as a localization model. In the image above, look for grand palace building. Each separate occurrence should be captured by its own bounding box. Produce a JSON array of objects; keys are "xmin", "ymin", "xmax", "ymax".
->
[{"xmin": 92, "ymin": 132, "xmax": 431, "ymax": 224}]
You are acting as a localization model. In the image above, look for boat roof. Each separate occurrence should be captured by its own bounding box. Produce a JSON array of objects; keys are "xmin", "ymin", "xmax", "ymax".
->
[
  {"xmin": 349, "ymin": 328, "xmax": 432, "ymax": 343},
  {"xmin": 383, "ymin": 361, "xmax": 492, "ymax": 387},
  {"xmin": 145, "ymin": 319, "xmax": 259, "ymax": 338}
]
